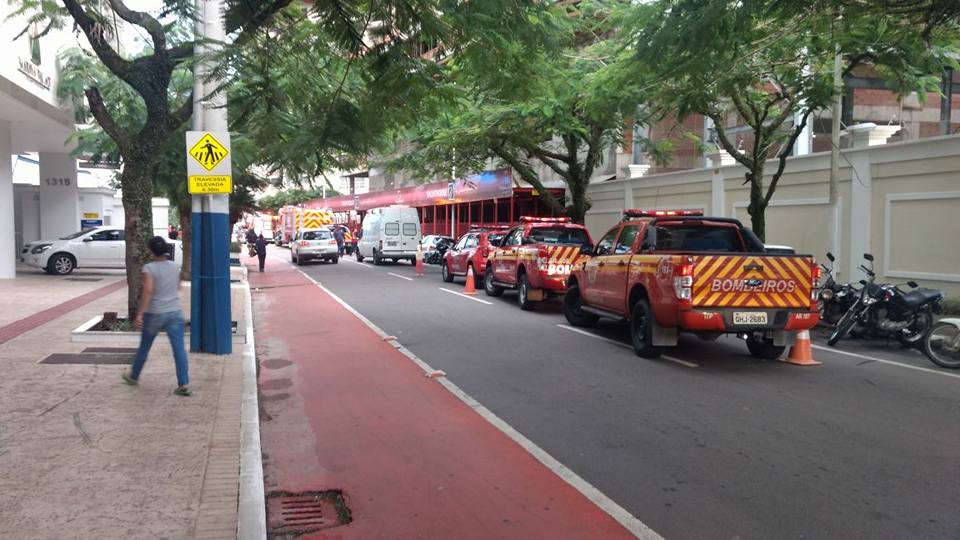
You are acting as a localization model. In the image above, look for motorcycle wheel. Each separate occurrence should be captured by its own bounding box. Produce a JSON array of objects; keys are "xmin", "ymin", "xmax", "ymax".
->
[
  {"xmin": 828, "ymin": 308, "xmax": 858, "ymax": 346},
  {"xmin": 924, "ymin": 322, "xmax": 960, "ymax": 369},
  {"xmin": 900, "ymin": 311, "xmax": 933, "ymax": 346}
]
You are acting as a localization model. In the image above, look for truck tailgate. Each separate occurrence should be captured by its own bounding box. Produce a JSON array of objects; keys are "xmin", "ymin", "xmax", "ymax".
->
[{"xmin": 691, "ymin": 254, "xmax": 812, "ymax": 308}]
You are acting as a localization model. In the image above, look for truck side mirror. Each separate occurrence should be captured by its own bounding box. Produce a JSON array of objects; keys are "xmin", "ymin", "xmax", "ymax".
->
[
  {"xmin": 826, "ymin": 252, "xmax": 835, "ymax": 262},
  {"xmin": 580, "ymin": 245, "xmax": 594, "ymax": 256}
]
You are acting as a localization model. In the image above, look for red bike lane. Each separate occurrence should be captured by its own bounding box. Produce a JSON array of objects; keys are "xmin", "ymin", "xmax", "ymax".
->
[{"xmin": 249, "ymin": 255, "xmax": 638, "ymax": 539}]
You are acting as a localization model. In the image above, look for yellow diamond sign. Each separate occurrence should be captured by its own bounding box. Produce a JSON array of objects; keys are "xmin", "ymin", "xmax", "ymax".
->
[{"xmin": 189, "ymin": 133, "xmax": 229, "ymax": 171}]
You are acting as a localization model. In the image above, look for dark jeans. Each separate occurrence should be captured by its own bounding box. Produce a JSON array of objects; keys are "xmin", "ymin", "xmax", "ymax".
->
[
  {"xmin": 258, "ymin": 252, "xmax": 266, "ymax": 271},
  {"xmin": 131, "ymin": 311, "xmax": 189, "ymax": 386},
  {"xmin": 336, "ymin": 239, "xmax": 344, "ymax": 257}
]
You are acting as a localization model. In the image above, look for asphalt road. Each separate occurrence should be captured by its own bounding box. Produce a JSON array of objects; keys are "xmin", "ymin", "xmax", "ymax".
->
[{"xmin": 291, "ymin": 251, "xmax": 960, "ymax": 540}]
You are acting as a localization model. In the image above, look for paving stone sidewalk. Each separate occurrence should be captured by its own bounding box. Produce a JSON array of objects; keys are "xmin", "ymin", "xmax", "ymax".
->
[{"xmin": 0, "ymin": 269, "xmax": 250, "ymax": 540}]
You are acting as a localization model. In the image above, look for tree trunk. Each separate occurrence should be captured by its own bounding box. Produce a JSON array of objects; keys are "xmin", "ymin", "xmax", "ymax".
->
[
  {"xmin": 178, "ymin": 199, "xmax": 192, "ymax": 281},
  {"xmin": 746, "ymin": 165, "xmax": 767, "ymax": 242},
  {"xmin": 565, "ymin": 173, "xmax": 591, "ymax": 225},
  {"xmin": 120, "ymin": 163, "xmax": 155, "ymax": 319}
]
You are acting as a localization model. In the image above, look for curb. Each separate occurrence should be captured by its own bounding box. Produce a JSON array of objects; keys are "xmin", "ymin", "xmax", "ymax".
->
[{"xmin": 237, "ymin": 280, "xmax": 266, "ymax": 540}]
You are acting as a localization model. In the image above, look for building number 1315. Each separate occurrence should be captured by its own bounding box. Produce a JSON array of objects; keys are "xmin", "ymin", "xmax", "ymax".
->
[{"xmin": 44, "ymin": 177, "xmax": 71, "ymax": 186}]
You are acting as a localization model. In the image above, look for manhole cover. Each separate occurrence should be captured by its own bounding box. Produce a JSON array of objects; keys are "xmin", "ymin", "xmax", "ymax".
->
[
  {"xmin": 64, "ymin": 277, "xmax": 103, "ymax": 282},
  {"xmin": 82, "ymin": 347, "xmax": 139, "ymax": 354},
  {"xmin": 39, "ymin": 353, "xmax": 134, "ymax": 365},
  {"xmin": 267, "ymin": 490, "xmax": 350, "ymax": 536}
]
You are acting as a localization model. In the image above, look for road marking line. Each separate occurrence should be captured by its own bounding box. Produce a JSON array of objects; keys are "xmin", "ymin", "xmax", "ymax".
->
[
  {"xmin": 290, "ymin": 267, "xmax": 661, "ymax": 540},
  {"xmin": 387, "ymin": 272, "xmax": 414, "ymax": 281},
  {"xmin": 811, "ymin": 344, "xmax": 960, "ymax": 380},
  {"xmin": 344, "ymin": 258, "xmax": 372, "ymax": 268},
  {"xmin": 439, "ymin": 287, "xmax": 493, "ymax": 305},
  {"xmin": 556, "ymin": 324, "xmax": 698, "ymax": 368}
]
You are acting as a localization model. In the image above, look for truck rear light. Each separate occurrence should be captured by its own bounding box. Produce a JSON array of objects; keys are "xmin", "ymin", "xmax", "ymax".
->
[
  {"xmin": 519, "ymin": 216, "xmax": 571, "ymax": 223},
  {"xmin": 673, "ymin": 259, "xmax": 694, "ymax": 307},
  {"xmin": 810, "ymin": 262, "xmax": 821, "ymax": 306},
  {"xmin": 623, "ymin": 209, "xmax": 704, "ymax": 220}
]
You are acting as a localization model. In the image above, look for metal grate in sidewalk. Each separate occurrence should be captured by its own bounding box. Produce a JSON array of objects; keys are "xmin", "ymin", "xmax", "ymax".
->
[
  {"xmin": 267, "ymin": 491, "xmax": 350, "ymax": 535},
  {"xmin": 39, "ymin": 353, "xmax": 133, "ymax": 365}
]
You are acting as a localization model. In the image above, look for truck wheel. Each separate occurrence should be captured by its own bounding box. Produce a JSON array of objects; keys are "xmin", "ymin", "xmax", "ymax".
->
[
  {"xmin": 373, "ymin": 250, "xmax": 383, "ymax": 265},
  {"xmin": 517, "ymin": 274, "xmax": 534, "ymax": 311},
  {"xmin": 48, "ymin": 253, "xmax": 76, "ymax": 275},
  {"xmin": 484, "ymin": 267, "xmax": 504, "ymax": 297},
  {"xmin": 563, "ymin": 285, "xmax": 598, "ymax": 327},
  {"xmin": 441, "ymin": 261, "xmax": 454, "ymax": 283},
  {"xmin": 292, "ymin": 253, "xmax": 299, "ymax": 265},
  {"xmin": 356, "ymin": 251, "xmax": 364, "ymax": 263},
  {"xmin": 331, "ymin": 256, "xmax": 339, "ymax": 264},
  {"xmin": 630, "ymin": 300, "xmax": 662, "ymax": 358},
  {"xmin": 746, "ymin": 336, "xmax": 786, "ymax": 360}
]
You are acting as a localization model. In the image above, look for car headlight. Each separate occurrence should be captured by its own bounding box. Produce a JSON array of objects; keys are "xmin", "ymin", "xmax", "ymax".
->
[{"xmin": 31, "ymin": 244, "xmax": 52, "ymax": 254}]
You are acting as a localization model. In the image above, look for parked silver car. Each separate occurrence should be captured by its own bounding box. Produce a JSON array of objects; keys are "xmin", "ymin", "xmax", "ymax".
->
[{"xmin": 291, "ymin": 228, "xmax": 339, "ymax": 265}]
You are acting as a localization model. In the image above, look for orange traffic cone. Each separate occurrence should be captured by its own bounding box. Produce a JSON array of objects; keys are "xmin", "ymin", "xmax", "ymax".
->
[
  {"xmin": 463, "ymin": 265, "xmax": 477, "ymax": 295},
  {"xmin": 415, "ymin": 244, "xmax": 425, "ymax": 277},
  {"xmin": 782, "ymin": 330, "xmax": 821, "ymax": 366}
]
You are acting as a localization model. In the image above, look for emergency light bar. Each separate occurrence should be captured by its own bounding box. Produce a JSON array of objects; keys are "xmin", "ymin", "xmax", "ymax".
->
[
  {"xmin": 622, "ymin": 209, "xmax": 704, "ymax": 220},
  {"xmin": 519, "ymin": 216, "xmax": 571, "ymax": 223}
]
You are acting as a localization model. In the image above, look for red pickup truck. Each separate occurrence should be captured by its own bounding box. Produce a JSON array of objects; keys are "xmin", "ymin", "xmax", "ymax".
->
[
  {"xmin": 564, "ymin": 210, "xmax": 820, "ymax": 359},
  {"xmin": 484, "ymin": 217, "xmax": 593, "ymax": 310}
]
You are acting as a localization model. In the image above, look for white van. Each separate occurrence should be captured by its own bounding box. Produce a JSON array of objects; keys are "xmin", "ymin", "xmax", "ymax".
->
[{"xmin": 356, "ymin": 206, "xmax": 421, "ymax": 265}]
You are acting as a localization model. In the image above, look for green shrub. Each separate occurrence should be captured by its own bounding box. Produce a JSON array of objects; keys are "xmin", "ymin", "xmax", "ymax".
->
[{"xmin": 229, "ymin": 241, "xmax": 242, "ymax": 253}]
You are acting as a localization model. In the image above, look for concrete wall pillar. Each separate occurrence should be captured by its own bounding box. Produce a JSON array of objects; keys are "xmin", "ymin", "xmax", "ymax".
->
[
  {"xmin": 706, "ymin": 151, "xmax": 731, "ymax": 217},
  {"xmin": 0, "ymin": 121, "xmax": 14, "ymax": 278},
  {"xmin": 38, "ymin": 152, "xmax": 79, "ymax": 239},
  {"xmin": 843, "ymin": 124, "xmax": 876, "ymax": 279}
]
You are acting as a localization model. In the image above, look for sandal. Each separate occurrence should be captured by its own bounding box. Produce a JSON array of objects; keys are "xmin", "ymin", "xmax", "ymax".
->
[
  {"xmin": 121, "ymin": 372, "xmax": 138, "ymax": 385},
  {"xmin": 174, "ymin": 387, "xmax": 192, "ymax": 397}
]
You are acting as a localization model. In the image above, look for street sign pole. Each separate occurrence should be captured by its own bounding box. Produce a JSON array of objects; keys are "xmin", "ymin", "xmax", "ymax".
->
[{"xmin": 189, "ymin": 0, "xmax": 232, "ymax": 355}]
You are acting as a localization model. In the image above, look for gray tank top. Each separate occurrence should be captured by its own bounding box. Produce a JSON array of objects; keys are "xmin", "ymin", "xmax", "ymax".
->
[{"xmin": 143, "ymin": 260, "xmax": 183, "ymax": 314}]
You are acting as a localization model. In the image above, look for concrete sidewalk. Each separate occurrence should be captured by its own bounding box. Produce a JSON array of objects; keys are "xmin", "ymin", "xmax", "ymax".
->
[
  {"xmin": 251, "ymin": 251, "xmax": 642, "ymax": 539},
  {"xmin": 0, "ymin": 266, "xmax": 250, "ymax": 540}
]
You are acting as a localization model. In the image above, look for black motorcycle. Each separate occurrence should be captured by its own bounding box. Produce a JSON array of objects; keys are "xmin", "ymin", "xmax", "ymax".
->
[
  {"xmin": 426, "ymin": 238, "xmax": 454, "ymax": 265},
  {"xmin": 818, "ymin": 252, "xmax": 859, "ymax": 326},
  {"xmin": 828, "ymin": 253, "xmax": 943, "ymax": 347}
]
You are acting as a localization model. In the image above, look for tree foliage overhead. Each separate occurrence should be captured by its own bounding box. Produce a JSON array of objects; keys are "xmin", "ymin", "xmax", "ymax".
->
[
  {"xmin": 621, "ymin": 0, "xmax": 959, "ymax": 240},
  {"xmin": 392, "ymin": 2, "xmax": 662, "ymax": 224}
]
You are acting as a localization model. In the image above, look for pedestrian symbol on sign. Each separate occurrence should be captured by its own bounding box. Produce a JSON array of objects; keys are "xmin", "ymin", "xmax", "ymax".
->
[{"xmin": 188, "ymin": 133, "xmax": 229, "ymax": 171}]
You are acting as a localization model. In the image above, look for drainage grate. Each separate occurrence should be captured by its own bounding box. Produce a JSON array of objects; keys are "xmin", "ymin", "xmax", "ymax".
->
[
  {"xmin": 267, "ymin": 491, "xmax": 350, "ymax": 535},
  {"xmin": 39, "ymin": 353, "xmax": 134, "ymax": 365},
  {"xmin": 64, "ymin": 277, "xmax": 103, "ymax": 282},
  {"xmin": 81, "ymin": 347, "xmax": 139, "ymax": 354}
]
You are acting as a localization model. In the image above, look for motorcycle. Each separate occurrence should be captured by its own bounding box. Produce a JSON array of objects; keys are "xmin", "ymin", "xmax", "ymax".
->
[
  {"xmin": 426, "ymin": 238, "xmax": 454, "ymax": 265},
  {"xmin": 924, "ymin": 319, "xmax": 960, "ymax": 369},
  {"xmin": 828, "ymin": 253, "xmax": 943, "ymax": 347},
  {"xmin": 818, "ymin": 252, "xmax": 859, "ymax": 326}
]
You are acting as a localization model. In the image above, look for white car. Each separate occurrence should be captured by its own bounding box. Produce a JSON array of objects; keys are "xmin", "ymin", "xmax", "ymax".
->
[
  {"xmin": 291, "ymin": 228, "xmax": 339, "ymax": 265},
  {"xmin": 21, "ymin": 226, "xmax": 182, "ymax": 275}
]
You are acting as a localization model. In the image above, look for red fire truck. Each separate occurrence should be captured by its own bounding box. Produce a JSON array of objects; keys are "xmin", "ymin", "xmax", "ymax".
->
[
  {"xmin": 563, "ymin": 209, "xmax": 820, "ymax": 359},
  {"xmin": 483, "ymin": 217, "xmax": 593, "ymax": 310}
]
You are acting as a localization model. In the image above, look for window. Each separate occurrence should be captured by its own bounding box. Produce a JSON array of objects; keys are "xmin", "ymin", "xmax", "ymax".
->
[
  {"xmin": 464, "ymin": 235, "xmax": 479, "ymax": 249},
  {"xmin": 595, "ymin": 228, "xmax": 619, "ymax": 256},
  {"xmin": 402, "ymin": 223, "xmax": 417, "ymax": 236},
  {"xmin": 528, "ymin": 227, "xmax": 590, "ymax": 245},
  {"xmin": 454, "ymin": 235, "xmax": 470, "ymax": 250},
  {"xmin": 90, "ymin": 230, "xmax": 122, "ymax": 241},
  {"xmin": 505, "ymin": 229, "xmax": 523, "ymax": 246},
  {"xmin": 615, "ymin": 225, "xmax": 640, "ymax": 255},
  {"xmin": 60, "ymin": 230, "xmax": 89, "ymax": 240},
  {"xmin": 655, "ymin": 226, "xmax": 743, "ymax": 252},
  {"xmin": 486, "ymin": 234, "xmax": 505, "ymax": 247},
  {"xmin": 384, "ymin": 222, "xmax": 400, "ymax": 236},
  {"xmin": 302, "ymin": 230, "xmax": 331, "ymax": 241}
]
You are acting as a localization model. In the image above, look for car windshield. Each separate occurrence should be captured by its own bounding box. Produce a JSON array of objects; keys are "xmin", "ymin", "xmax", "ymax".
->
[
  {"xmin": 302, "ymin": 230, "xmax": 331, "ymax": 240},
  {"xmin": 59, "ymin": 231, "xmax": 89, "ymax": 240},
  {"xmin": 655, "ymin": 225, "xmax": 744, "ymax": 252},
  {"xmin": 528, "ymin": 227, "xmax": 589, "ymax": 245}
]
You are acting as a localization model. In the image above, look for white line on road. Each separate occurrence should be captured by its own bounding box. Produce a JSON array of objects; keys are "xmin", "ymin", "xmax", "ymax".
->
[
  {"xmin": 556, "ymin": 324, "xmax": 699, "ymax": 368},
  {"xmin": 387, "ymin": 272, "xmax": 414, "ymax": 281},
  {"xmin": 344, "ymin": 258, "xmax": 372, "ymax": 268},
  {"xmin": 811, "ymin": 344, "xmax": 960, "ymax": 380},
  {"xmin": 291, "ymin": 267, "xmax": 661, "ymax": 539},
  {"xmin": 438, "ymin": 287, "xmax": 493, "ymax": 305}
]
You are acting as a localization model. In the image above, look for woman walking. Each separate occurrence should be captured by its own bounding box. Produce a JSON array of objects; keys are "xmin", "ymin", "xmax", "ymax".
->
[
  {"xmin": 255, "ymin": 233, "xmax": 268, "ymax": 272},
  {"xmin": 122, "ymin": 236, "xmax": 191, "ymax": 396}
]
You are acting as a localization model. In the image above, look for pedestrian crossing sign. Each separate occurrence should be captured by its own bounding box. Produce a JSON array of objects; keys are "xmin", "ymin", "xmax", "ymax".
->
[{"xmin": 188, "ymin": 133, "xmax": 229, "ymax": 171}]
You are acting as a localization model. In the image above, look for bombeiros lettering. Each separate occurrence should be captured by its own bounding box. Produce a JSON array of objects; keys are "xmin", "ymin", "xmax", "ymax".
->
[{"xmin": 710, "ymin": 279, "xmax": 796, "ymax": 293}]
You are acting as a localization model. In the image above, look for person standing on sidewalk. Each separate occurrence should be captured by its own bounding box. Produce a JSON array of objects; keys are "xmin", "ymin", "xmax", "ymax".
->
[
  {"xmin": 255, "ymin": 233, "xmax": 268, "ymax": 272},
  {"xmin": 122, "ymin": 236, "xmax": 191, "ymax": 396},
  {"xmin": 245, "ymin": 227, "xmax": 257, "ymax": 256}
]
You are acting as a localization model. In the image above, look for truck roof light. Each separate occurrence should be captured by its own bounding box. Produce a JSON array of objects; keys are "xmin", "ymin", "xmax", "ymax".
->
[
  {"xmin": 622, "ymin": 209, "xmax": 704, "ymax": 220},
  {"xmin": 519, "ymin": 216, "xmax": 571, "ymax": 223}
]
